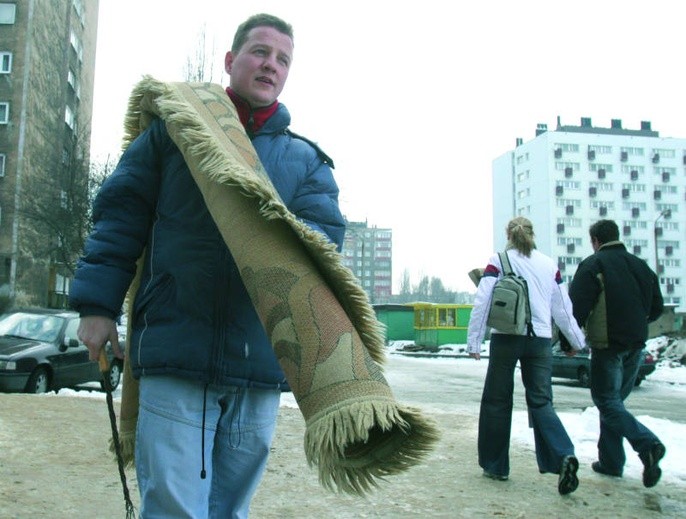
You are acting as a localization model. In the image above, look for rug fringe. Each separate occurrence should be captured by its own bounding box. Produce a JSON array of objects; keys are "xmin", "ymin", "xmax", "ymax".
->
[
  {"xmin": 108, "ymin": 428, "xmax": 136, "ymax": 469},
  {"xmin": 304, "ymin": 401, "xmax": 441, "ymax": 495}
]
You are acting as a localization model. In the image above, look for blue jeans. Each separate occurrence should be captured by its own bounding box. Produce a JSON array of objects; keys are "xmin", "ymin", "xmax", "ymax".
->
[
  {"xmin": 590, "ymin": 348, "xmax": 659, "ymax": 474},
  {"xmin": 136, "ymin": 375, "xmax": 280, "ymax": 519},
  {"xmin": 478, "ymin": 334, "xmax": 575, "ymax": 476}
]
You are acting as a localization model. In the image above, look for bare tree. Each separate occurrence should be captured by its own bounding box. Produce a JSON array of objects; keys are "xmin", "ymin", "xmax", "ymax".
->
[
  {"xmin": 182, "ymin": 23, "xmax": 220, "ymax": 83},
  {"xmin": 414, "ymin": 275, "xmax": 430, "ymax": 301},
  {"xmin": 19, "ymin": 125, "xmax": 117, "ymax": 306}
]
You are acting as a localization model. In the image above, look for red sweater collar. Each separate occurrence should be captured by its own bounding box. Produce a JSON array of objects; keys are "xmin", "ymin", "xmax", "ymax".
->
[{"xmin": 226, "ymin": 88, "xmax": 279, "ymax": 135}]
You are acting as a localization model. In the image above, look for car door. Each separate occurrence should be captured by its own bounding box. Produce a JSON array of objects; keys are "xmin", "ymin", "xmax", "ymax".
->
[
  {"xmin": 52, "ymin": 318, "xmax": 96, "ymax": 388},
  {"xmin": 551, "ymin": 343, "xmax": 580, "ymax": 380}
]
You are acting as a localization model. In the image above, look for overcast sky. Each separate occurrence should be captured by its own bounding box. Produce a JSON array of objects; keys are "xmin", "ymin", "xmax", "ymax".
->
[{"xmin": 90, "ymin": 0, "xmax": 686, "ymax": 293}]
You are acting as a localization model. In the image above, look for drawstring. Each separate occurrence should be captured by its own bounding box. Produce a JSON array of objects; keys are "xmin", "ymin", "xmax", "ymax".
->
[
  {"xmin": 200, "ymin": 383, "xmax": 208, "ymax": 479},
  {"xmin": 198, "ymin": 384, "xmax": 246, "ymax": 478}
]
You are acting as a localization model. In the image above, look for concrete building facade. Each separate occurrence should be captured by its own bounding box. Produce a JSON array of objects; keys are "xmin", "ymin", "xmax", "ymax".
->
[
  {"xmin": 0, "ymin": 0, "xmax": 99, "ymax": 305},
  {"xmin": 341, "ymin": 219, "xmax": 393, "ymax": 304},
  {"xmin": 493, "ymin": 116, "xmax": 685, "ymax": 311}
]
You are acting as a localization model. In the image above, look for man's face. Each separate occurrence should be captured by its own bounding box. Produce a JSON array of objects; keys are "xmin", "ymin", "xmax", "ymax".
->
[{"xmin": 225, "ymin": 26, "xmax": 293, "ymax": 108}]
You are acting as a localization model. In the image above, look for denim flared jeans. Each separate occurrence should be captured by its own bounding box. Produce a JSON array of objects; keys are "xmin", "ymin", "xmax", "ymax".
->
[
  {"xmin": 590, "ymin": 347, "xmax": 660, "ymax": 474},
  {"xmin": 478, "ymin": 334, "xmax": 575, "ymax": 477},
  {"xmin": 135, "ymin": 375, "xmax": 280, "ymax": 519}
]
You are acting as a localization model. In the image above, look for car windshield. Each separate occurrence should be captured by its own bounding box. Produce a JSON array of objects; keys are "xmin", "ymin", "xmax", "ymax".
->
[{"xmin": 0, "ymin": 312, "xmax": 64, "ymax": 342}]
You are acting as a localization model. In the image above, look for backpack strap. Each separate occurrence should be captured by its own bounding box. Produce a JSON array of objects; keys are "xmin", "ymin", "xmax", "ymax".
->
[{"xmin": 498, "ymin": 252, "xmax": 513, "ymax": 276}]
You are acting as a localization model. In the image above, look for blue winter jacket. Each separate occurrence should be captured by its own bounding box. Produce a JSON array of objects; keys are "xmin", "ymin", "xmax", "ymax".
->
[{"xmin": 69, "ymin": 102, "xmax": 345, "ymax": 389}]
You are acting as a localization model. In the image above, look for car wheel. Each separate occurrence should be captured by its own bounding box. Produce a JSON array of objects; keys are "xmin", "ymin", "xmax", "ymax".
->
[
  {"xmin": 577, "ymin": 367, "xmax": 590, "ymax": 388},
  {"xmin": 26, "ymin": 367, "xmax": 50, "ymax": 394},
  {"xmin": 101, "ymin": 360, "xmax": 122, "ymax": 391}
]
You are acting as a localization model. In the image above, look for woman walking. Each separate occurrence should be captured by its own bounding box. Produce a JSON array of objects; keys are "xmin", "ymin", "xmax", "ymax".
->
[{"xmin": 467, "ymin": 217, "xmax": 586, "ymax": 495}]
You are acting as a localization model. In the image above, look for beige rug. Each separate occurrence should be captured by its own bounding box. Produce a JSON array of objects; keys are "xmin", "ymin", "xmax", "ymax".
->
[{"xmin": 112, "ymin": 76, "xmax": 439, "ymax": 495}]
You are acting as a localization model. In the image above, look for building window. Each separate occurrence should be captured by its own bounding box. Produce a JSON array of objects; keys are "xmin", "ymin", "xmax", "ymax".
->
[
  {"xmin": 589, "ymin": 145, "xmax": 612, "ymax": 154},
  {"xmin": 0, "ymin": 52, "xmax": 11, "ymax": 73},
  {"xmin": 590, "ymin": 163, "xmax": 613, "ymax": 173},
  {"xmin": 64, "ymin": 105, "xmax": 75, "ymax": 130},
  {"xmin": 69, "ymin": 30, "xmax": 83, "ymax": 62},
  {"xmin": 73, "ymin": 0, "xmax": 86, "ymax": 25},
  {"xmin": 0, "ymin": 102, "xmax": 8, "ymax": 123},
  {"xmin": 653, "ymin": 148, "xmax": 675, "ymax": 159},
  {"xmin": 554, "ymin": 143, "xmax": 579, "ymax": 153},
  {"xmin": 0, "ymin": 3, "xmax": 16, "ymax": 24},
  {"xmin": 67, "ymin": 69, "xmax": 81, "ymax": 98},
  {"xmin": 0, "ymin": 153, "xmax": 5, "ymax": 176}
]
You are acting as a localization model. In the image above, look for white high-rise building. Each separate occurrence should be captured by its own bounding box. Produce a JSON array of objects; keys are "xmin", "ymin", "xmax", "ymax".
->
[{"xmin": 493, "ymin": 117, "xmax": 685, "ymax": 311}]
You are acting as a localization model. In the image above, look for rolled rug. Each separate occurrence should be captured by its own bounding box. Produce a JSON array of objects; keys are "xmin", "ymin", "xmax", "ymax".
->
[{"xmin": 115, "ymin": 76, "xmax": 439, "ymax": 495}]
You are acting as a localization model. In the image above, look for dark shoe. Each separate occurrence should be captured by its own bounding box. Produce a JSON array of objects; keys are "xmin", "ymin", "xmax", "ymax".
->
[
  {"xmin": 558, "ymin": 455, "xmax": 579, "ymax": 495},
  {"xmin": 483, "ymin": 470, "xmax": 508, "ymax": 481},
  {"xmin": 639, "ymin": 442, "xmax": 666, "ymax": 488},
  {"xmin": 591, "ymin": 461, "xmax": 622, "ymax": 478}
]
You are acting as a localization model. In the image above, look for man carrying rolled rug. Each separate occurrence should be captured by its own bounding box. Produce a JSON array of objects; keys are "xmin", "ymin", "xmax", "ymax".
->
[{"xmin": 70, "ymin": 13, "xmax": 345, "ymax": 518}]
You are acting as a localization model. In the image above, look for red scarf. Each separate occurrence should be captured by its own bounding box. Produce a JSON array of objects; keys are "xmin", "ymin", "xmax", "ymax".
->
[{"xmin": 226, "ymin": 88, "xmax": 279, "ymax": 136}]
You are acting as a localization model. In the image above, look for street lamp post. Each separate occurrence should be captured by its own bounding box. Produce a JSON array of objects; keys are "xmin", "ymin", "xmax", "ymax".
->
[{"xmin": 653, "ymin": 209, "xmax": 671, "ymax": 275}]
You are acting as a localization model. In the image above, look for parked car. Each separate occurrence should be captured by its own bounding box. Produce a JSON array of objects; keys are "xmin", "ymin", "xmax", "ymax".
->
[
  {"xmin": 551, "ymin": 340, "xmax": 656, "ymax": 388},
  {"xmin": 0, "ymin": 308, "xmax": 122, "ymax": 394}
]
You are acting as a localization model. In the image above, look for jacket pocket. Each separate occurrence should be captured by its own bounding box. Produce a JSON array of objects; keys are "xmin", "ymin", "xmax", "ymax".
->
[{"xmin": 133, "ymin": 273, "xmax": 174, "ymax": 323}]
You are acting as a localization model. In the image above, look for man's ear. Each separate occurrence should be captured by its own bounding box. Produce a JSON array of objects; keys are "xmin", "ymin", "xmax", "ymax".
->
[{"xmin": 224, "ymin": 51, "xmax": 234, "ymax": 74}]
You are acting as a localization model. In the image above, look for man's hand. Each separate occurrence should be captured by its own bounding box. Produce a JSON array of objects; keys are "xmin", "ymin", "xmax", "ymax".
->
[{"xmin": 78, "ymin": 316, "xmax": 124, "ymax": 362}]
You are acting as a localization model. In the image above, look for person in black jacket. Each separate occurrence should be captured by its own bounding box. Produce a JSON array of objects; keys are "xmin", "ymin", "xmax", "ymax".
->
[{"xmin": 567, "ymin": 219, "xmax": 665, "ymax": 488}]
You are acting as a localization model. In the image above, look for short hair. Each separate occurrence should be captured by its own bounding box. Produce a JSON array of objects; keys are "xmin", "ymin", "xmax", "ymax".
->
[
  {"xmin": 506, "ymin": 216, "xmax": 535, "ymax": 257},
  {"xmin": 589, "ymin": 219, "xmax": 619, "ymax": 244},
  {"xmin": 231, "ymin": 13, "xmax": 294, "ymax": 54}
]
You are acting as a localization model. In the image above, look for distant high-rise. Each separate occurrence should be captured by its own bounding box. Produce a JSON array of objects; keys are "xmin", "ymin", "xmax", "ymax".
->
[
  {"xmin": 493, "ymin": 117, "xmax": 685, "ymax": 310},
  {"xmin": 341, "ymin": 219, "xmax": 393, "ymax": 304},
  {"xmin": 0, "ymin": 0, "xmax": 99, "ymax": 305}
]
